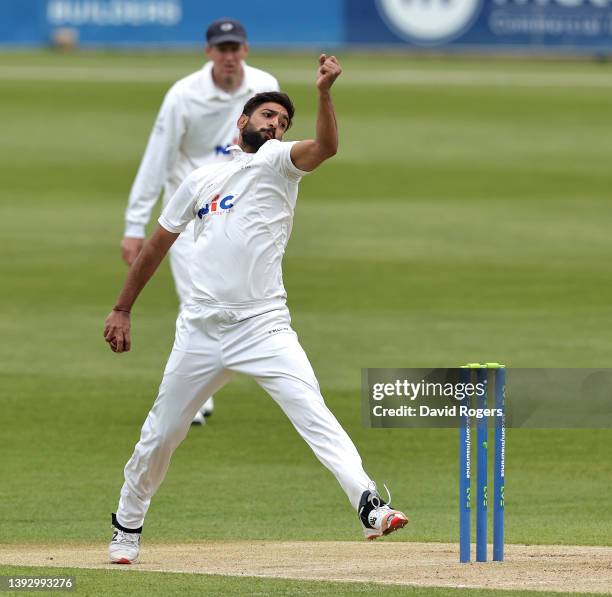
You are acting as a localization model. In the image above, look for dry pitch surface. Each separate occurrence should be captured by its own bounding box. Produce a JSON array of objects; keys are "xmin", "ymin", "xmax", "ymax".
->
[{"xmin": 1, "ymin": 542, "xmax": 611, "ymax": 594}]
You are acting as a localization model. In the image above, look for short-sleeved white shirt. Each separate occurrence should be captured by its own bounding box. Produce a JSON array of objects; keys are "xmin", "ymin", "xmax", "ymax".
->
[
  {"xmin": 125, "ymin": 61, "xmax": 279, "ymax": 238},
  {"xmin": 159, "ymin": 140, "xmax": 308, "ymax": 307}
]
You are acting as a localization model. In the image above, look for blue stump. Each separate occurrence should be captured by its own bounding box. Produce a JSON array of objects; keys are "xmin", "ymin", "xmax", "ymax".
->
[
  {"xmin": 493, "ymin": 367, "xmax": 506, "ymax": 562},
  {"xmin": 476, "ymin": 367, "xmax": 488, "ymax": 562},
  {"xmin": 459, "ymin": 367, "xmax": 471, "ymax": 563}
]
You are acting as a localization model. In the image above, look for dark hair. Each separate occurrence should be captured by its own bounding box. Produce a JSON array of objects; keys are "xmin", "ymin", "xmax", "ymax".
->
[{"xmin": 242, "ymin": 92, "xmax": 295, "ymax": 128}]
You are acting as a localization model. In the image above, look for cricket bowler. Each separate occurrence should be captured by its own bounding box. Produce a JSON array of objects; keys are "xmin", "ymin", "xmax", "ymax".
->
[{"xmin": 104, "ymin": 55, "xmax": 408, "ymax": 564}]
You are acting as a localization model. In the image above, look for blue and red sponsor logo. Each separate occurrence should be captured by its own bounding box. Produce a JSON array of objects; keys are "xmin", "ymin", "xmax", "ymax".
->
[{"xmin": 197, "ymin": 194, "xmax": 235, "ymax": 218}]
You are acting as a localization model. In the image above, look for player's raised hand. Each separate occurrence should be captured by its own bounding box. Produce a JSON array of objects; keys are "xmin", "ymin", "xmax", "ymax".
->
[
  {"xmin": 316, "ymin": 54, "xmax": 342, "ymax": 93},
  {"xmin": 104, "ymin": 309, "xmax": 132, "ymax": 353}
]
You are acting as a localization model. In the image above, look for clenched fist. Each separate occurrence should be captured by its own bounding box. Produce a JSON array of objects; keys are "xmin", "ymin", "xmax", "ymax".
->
[
  {"xmin": 316, "ymin": 54, "xmax": 342, "ymax": 93},
  {"xmin": 104, "ymin": 309, "xmax": 131, "ymax": 353}
]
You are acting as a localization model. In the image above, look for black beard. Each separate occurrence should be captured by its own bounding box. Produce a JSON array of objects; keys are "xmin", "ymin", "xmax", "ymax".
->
[{"xmin": 242, "ymin": 122, "xmax": 271, "ymax": 152}]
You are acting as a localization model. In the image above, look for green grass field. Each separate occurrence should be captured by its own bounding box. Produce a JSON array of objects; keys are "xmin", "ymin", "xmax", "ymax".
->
[{"xmin": 1, "ymin": 50, "xmax": 611, "ymax": 595}]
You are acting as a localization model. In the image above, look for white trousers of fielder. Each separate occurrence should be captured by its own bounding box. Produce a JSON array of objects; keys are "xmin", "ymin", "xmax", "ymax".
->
[{"xmin": 116, "ymin": 301, "xmax": 373, "ymax": 529}]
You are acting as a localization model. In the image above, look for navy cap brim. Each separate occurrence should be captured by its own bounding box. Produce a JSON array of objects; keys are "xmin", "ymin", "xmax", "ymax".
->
[{"xmin": 208, "ymin": 33, "xmax": 246, "ymax": 46}]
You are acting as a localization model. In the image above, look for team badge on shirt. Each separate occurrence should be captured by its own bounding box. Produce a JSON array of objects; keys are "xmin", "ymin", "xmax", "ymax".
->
[{"xmin": 197, "ymin": 194, "xmax": 235, "ymax": 218}]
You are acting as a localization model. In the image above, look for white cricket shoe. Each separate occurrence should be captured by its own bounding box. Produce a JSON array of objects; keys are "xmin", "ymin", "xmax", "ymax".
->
[
  {"xmin": 358, "ymin": 486, "xmax": 408, "ymax": 540},
  {"xmin": 191, "ymin": 410, "xmax": 206, "ymax": 426},
  {"xmin": 109, "ymin": 516, "xmax": 141, "ymax": 564},
  {"xmin": 191, "ymin": 397, "xmax": 215, "ymax": 425},
  {"xmin": 201, "ymin": 397, "xmax": 214, "ymax": 417}
]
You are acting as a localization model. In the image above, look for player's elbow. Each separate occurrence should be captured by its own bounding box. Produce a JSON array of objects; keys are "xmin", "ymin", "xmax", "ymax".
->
[
  {"xmin": 319, "ymin": 142, "xmax": 337, "ymax": 159},
  {"xmin": 326, "ymin": 145, "xmax": 338, "ymax": 158}
]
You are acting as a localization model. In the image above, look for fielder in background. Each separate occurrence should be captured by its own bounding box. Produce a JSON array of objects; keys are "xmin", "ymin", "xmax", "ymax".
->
[
  {"xmin": 121, "ymin": 17, "xmax": 279, "ymax": 425},
  {"xmin": 104, "ymin": 55, "xmax": 408, "ymax": 565}
]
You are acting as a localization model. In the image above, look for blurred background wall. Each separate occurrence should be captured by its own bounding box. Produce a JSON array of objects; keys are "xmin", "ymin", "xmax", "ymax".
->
[{"xmin": 2, "ymin": 0, "xmax": 612, "ymax": 53}]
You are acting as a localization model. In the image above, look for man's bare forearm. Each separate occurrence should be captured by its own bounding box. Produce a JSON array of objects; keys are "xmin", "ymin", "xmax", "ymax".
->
[
  {"xmin": 104, "ymin": 226, "xmax": 177, "ymax": 353},
  {"xmin": 290, "ymin": 55, "xmax": 342, "ymax": 172},
  {"xmin": 315, "ymin": 90, "xmax": 338, "ymax": 158},
  {"xmin": 114, "ymin": 226, "xmax": 178, "ymax": 310}
]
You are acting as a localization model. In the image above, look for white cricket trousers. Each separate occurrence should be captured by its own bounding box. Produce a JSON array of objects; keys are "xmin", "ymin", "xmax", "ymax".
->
[{"xmin": 116, "ymin": 300, "xmax": 373, "ymax": 529}]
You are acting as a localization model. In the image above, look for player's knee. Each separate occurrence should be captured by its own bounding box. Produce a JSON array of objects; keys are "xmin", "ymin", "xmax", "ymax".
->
[{"xmin": 150, "ymin": 423, "xmax": 187, "ymax": 451}]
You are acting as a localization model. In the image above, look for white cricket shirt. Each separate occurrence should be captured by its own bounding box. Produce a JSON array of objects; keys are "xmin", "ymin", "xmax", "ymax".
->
[
  {"xmin": 125, "ymin": 61, "xmax": 279, "ymax": 238},
  {"xmin": 158, "ymin": 140, "xmax": 308, "ymax": 307}
]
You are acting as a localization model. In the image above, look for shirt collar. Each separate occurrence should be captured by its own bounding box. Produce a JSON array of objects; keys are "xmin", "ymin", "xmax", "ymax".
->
[
  {"xmin": 201, "ymin": 61, "xmax": 255, "ymax": 101},
  {"xmin": 228, "ymin": 145, "xmax": 260, "ymax": 160},
  {"xmin": 228, "ymin": 144, "xmax": 247, "ymax": 157}
]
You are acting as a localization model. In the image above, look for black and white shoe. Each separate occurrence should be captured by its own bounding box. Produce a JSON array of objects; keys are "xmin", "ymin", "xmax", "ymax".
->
[
  {"xmin": 201, "ymin": 397, "xmax": 214, "ymax": 417},
  {"xmin": 358, "ymin": 485, "xmax": 408, "ymax": 540},
  {"xmin": 191, "ymin": 411, "xmax": 206, "ymax": 426},
  {"xmin": 191, "ymin": 397, "xmax": 214, "ymax": 426},
  {"xmin": 109, "ymin": 513, "xmax": 141, "ymax": 564}
]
